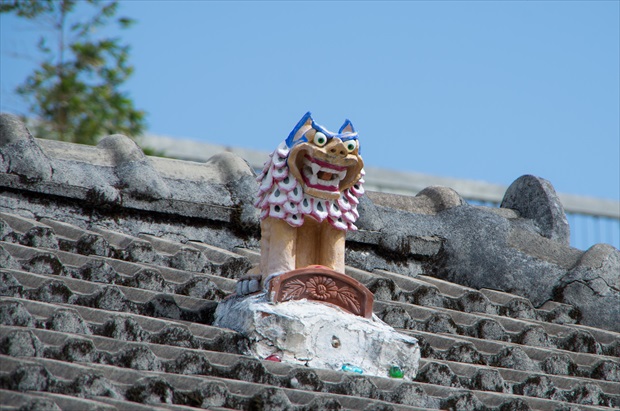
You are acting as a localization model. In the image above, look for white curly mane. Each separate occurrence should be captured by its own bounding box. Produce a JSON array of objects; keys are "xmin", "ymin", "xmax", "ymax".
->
[{"xmin": 254, "ymin": 141, "xmax": 365, "ymax": 231}]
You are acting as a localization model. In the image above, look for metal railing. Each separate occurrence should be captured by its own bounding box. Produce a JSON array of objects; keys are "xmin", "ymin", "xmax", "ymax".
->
[
  {"xmin": 144, "ymin": 134, "xmax": 620, "ymax": 251},
  {"xmin": 566, "ymin": 213, "xmax": 620, "ymax": 250}
]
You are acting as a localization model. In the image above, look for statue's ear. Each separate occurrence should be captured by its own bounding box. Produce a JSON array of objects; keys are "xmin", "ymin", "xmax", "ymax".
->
[
  {"xmin": 286, "ymin": 112, "xmax": 313, "ymax": 147},
  {"xmin": 339, "ymin": 119, "xmax": 355, "ymax": 134}
]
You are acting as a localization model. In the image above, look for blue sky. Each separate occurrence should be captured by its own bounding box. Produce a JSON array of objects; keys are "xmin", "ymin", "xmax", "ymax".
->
[{"xmin": 2, "ymin": 1, "xmax": 619, "ymax": 203}]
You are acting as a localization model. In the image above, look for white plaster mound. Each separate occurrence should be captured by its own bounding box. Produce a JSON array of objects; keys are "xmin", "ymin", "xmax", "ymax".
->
[{"xmin": 214, "ymin": 294, "xmax": 420, "ymax": 380}]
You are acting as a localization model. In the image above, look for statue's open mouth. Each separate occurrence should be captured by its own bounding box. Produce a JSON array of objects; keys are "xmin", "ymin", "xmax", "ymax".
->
[
  {"xmin": 287, "ymin": 142, "xmax": 363, "ymax": 201},
  {"xmin": 302, "ymin": 155, "xmax": 347, "ymax": 193}
]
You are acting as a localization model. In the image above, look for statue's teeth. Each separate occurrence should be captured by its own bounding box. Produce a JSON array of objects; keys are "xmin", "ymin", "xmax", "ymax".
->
[{"xmin": 310, "ymin": 163, "xmax": 321, "ymax": 175}]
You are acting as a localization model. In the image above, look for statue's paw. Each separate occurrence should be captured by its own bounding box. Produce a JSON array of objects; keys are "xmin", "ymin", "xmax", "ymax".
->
[
  {"xmin": 235, "ymin": 275, "xmax": 262, "ymax": 297},
  {"xmin": 264, "ymin": 271, "xmax": 286, "ymax": 290}
]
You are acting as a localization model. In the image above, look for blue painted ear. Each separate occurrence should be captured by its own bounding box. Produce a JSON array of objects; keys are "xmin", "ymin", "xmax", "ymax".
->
[
  {"xmin": 338, "ymin": 118, "xmax": 360, "ymax": 154},
  {"xmin": 285, "ymin": 112, "xmax": 313, "ymax": 148},
  {"xmin": 339, "ymin": 119, "xmax": 355, "ymax": 134}
]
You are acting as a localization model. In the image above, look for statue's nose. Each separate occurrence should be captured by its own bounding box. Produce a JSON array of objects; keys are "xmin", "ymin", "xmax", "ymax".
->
[{"xmin": 326, "ymin": 138, "xmax": 347, "ymax": 157}]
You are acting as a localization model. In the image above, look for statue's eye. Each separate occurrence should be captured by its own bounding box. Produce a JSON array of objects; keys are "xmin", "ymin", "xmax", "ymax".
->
[
  {"xmin": 314, "ymin": 132, "xmax": 327, "ymax": 147},
  {"xmin": 346, "ymin": 140, "xmax": 357, "ymax": 153}
]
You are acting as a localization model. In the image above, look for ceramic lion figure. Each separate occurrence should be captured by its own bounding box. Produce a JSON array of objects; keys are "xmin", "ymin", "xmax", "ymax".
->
[{"xmin": 254, "ymin": 112, "xmax": 365, "ymax": 281}]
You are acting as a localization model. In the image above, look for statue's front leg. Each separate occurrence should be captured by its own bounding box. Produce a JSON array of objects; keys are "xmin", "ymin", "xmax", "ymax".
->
[
  {"xmin": 237, "ymin": 218, "xmax": 297, "ymax": 297},
  {"xmin": 319, "ymin": 223, "xmax": 346, "ymax": 274},
  {"xmin": 263, "ymin": 218, "xmax": 297, "ymax": 279},
  {"xmin": 295, "ymin": 217, "xmax": 319, "ymax": 269}
]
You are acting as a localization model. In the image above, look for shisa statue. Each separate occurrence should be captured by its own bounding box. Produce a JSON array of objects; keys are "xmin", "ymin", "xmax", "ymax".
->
[
  {"xmin": 236, "ymin": 112, "xmax": 366, "ymax": 299},
  {"xmin": 255, "ymin": 111, "xmax": 365, "ymax": 276},
  {"xmin": 215, "ymin": 113, "xmax": 419, "ymax": 379},
  {"xmin": 236, "ymin": 112, "xmax": 373, "ymax": 317}
]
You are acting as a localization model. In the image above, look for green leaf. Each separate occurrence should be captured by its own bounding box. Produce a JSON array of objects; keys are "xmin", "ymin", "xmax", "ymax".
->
[
  {"xmin": 1, "ymin": 0, "xmax": 55, "ymax": 17},
  {"xmin": 117, "ymin": 17, "xmax": 135, "ymax": 28}
]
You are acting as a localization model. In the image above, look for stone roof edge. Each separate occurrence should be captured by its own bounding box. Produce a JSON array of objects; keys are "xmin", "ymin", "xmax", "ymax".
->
[{"xmin": 0, "ymin": 114, "xmax": 259, "ymax": 226}]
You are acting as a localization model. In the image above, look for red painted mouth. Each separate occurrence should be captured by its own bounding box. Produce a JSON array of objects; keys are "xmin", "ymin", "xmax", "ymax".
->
[
  {"xmin": 301, "ymin": 155, "xmax": 347, "ymax": 193},
  {"xmin": 304, "ymin": 155, "xmax": 347, "ymax": 171}
]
